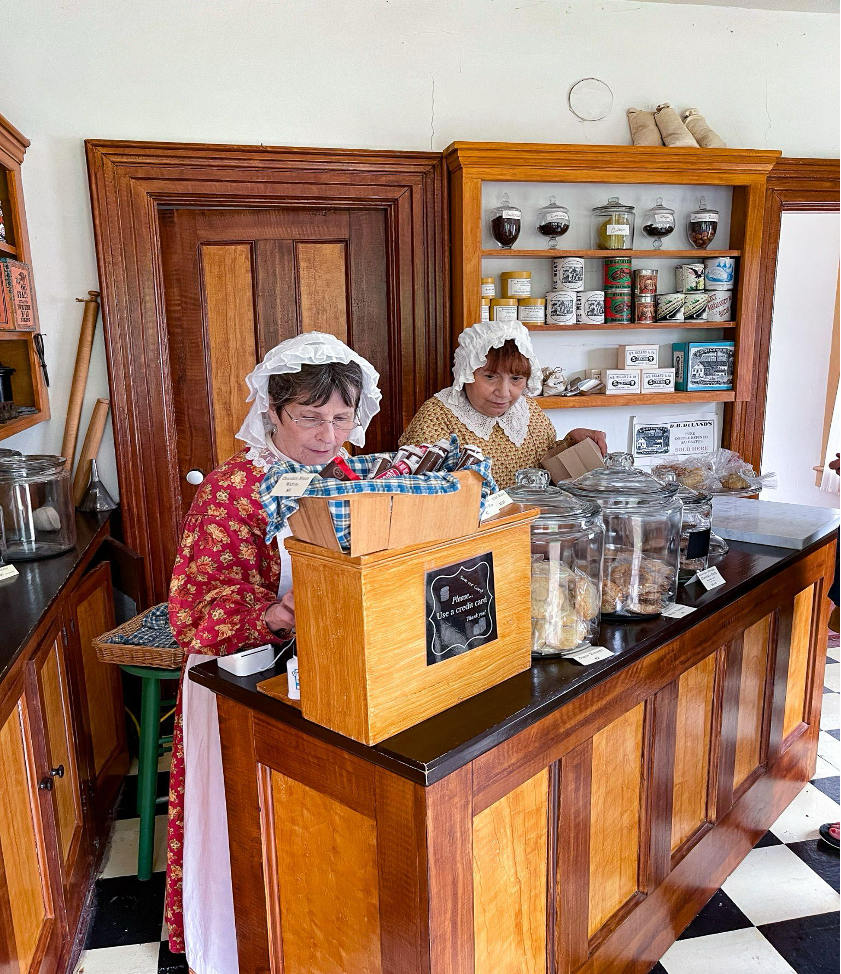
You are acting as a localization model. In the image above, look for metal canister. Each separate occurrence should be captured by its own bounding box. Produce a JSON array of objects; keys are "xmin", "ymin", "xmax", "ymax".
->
[
  {"xmin": 604, "ymin": 256, "xmax": 632, "ymax": 288},
  {"xmin": 604, "ymin": 287, "xmax": 632, "ymax": 323},
  {"xmin": 683, "ymin": 292, "xmax": 709, "ymax": 321},
  {"xmin": 552, "ymin": 256, "xmax": 585, "ymax": 291},
  {"xmin": 481, "ymin": 277, "xmax": 496, "ymax": 298},
  {"xmin": 634, "ymin": 268, "xmax": 658, "ymax": 295},
  {"xmin": 674, "ymin": 263, "xmax": 705, "ymax": 293},
  {"xmin": 576, "ymin": 290, "xmax": 605, "ymax": 324},
  {"xmin": 656, "ymin": 293, "xmax": 685, "ymax": 322},
  {"xmin": 546, "ymin": 290, "xmax": 576, "ymax": 325},
  {"xmin": 706, "ymin": 291, "xmax": 733, "ymax": 321},
  {"xmin": 635, "ymin": 294, "xmax": 656, "ymax": 323},
  {"xmin": 490, "ymin": 298, "xmax": 519, "ymax": 322},
  {"xmin": 500, "ymin": 270, "xmax": 532, "ymax": 298},
  {"xmin": 480, "ymin": 297, "xmax": 491, "ymax": 322},
  {"xmin": 518, "ymin": 298, "xmax": 546, "ymax": 324},
  {"xmin": 704, "ymin": 257, "xmax": 735, "ymax": 290}
]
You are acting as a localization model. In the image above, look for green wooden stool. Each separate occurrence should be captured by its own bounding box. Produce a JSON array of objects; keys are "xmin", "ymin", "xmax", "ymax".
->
[{"xmin": 120, "ymin": 664, "xmax": 181, "ymax": 881}]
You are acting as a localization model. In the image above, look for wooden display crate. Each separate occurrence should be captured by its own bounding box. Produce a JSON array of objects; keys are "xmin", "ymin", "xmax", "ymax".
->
[{"xmin": 280, "ymin": 506, "xmax": 537, "ymax": 745}]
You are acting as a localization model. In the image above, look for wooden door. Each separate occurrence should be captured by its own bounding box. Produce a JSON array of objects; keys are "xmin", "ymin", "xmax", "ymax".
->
[
  {"xmin": 160, "ymin": 205, "xmax": 398, "ymax": 517},
  {"xmin": 0, "ymin": 683, "xmax": 63, "ymax": 974},
  {"xmin": 30, "ymin": 621, "xmax": 90, "ymax": 936},
  {"xmin": 67, "ymin": 563, "xmax": 128, "ymax": 828}
]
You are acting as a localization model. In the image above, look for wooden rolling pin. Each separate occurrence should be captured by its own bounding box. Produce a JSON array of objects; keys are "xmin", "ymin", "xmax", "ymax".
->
[
  {"xmin": 73, "ymin": 398, "xmax": 110, "ymax": 506},
  {"xmin": 61, "ymin": 291, "xmax": 100, "ymax": 471}
]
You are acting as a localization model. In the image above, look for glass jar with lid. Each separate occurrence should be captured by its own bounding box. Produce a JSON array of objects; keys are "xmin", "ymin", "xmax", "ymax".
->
[
  {"xmin": 688, "ymin": 196, "xmax": 719, "ymax": 250},
  {"xmin": 641, "ymin": 197, "xmax": 675, "ymax": 250},
  {"xmin": 489, "ymin": 192, "xmax": 522, "ymax": 249},
  {"xmin": 536, "ymin": 196, "xmax": 570, "ymax": 249},
  {"xmin": 508, "ymin": 468, "xmax": 604, "ymax": 655},
  {"xmin": 565, "ymin": 453, "xmax": 681, "ymax": 619},
  {"xmin": 677, "ymin": 487, "xmax": 712, "ymax": 582},
  {"xmin": 592, "ymin": 197, "xmax": 635, "ymax": 250},
  {"xmin": 0, "ymin": 455, "xmax": 76, "ymax": 562}
]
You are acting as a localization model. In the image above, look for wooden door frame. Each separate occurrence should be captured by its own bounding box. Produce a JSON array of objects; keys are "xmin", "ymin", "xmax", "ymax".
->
[
  {"xmin": 86, "ymin": 140, "xmax": 449, "ymax": 603},
  {"xmin": 726, "ymin": 157, "xmax": 839, "ymax": 468}
]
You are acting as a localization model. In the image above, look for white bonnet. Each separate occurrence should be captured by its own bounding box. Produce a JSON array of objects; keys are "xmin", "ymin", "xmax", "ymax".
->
[{"xmin": 452, "ymin": 320, "xmax": 543, "ymax": 397}]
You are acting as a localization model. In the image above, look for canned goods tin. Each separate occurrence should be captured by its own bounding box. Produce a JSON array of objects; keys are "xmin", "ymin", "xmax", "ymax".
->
[
  {"xmin": 674, "ymin": 263, "xmax": 705, "ymax": 293},
  {"xmin": 604, "ymin": 288, "xmax": 633, "ymax": 323},
  {"xmin": 683, "ymin": 292, "xmax": 709, "ymax": 321},
  {"xmin": 518, "ymin": 298, "xmax": 546, "ymax": 324},
  {"xmin": 546, "ymin": 290, "xmax": 576, "ymax": 325},
  {"xmin": 481, "ymin": 277, "xmax": 496, "ymax": 298},
  {"xmin": 705, "ymin": 291, "xmax": 733, "ymax": 321},
  {"xmin": 635, "ymin": 294, "xmax": 656, "ymax": 323},
  {"xmin": 480, "ymin": 297, "xmax": 491, "ymax": 321},
  {"xmin": 500, "ymin": 270, "xmax": 532, "ymax": 298},
  {"xmin": 604, "ymin": 256, "xmax": 632, "ymax": 288},
  {"xmin": 634, "ymin": 268, "xmax": 658, "ymax": 295},
  {"xmin": 552, "ymin": 256, "xmax": 585, "ymax": 291},
  {"xmin": 704, "ymin": 257, "xmax": 735, "ymax": 290},
  {"xmin": 576, "ymin": 290, "xmax": 605, "ymax": 324},
  {"xmin": 656, "ymin": 293, "xmax": 685, "ymax": 322},
  {"xmin": 490, "ymin": 298, "xmax": 518, "ymax": 322}
]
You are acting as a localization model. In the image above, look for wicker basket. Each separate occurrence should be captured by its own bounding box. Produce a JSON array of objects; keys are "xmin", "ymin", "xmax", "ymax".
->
[{"xmin": 93, "ymin": 612, "xmax": 184, "ymax": 670}]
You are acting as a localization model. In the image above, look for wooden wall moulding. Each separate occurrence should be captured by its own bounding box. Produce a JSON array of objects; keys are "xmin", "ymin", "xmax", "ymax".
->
[{"xmin": 85, "ymin": 140, "xmax": 450, "ymax": 604}]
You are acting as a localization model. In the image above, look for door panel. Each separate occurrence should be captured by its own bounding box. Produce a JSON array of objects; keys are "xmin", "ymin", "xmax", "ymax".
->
[
  {"xmin": 783, "ymin": 585, "xmax": 815, "ymax": 739},
  {"xmin": 297, "ymin": 242, "xmax": 349, "ymax": 340}
]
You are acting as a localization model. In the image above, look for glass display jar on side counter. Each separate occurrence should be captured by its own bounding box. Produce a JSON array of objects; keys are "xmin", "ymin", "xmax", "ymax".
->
[
  {"xmin": 0, "ymin": 455, "xmax": 77, "ymax": 562},
  {"xmin": 565, "ymin": 453, "xmax": 681, "ymax": 619},
  {"xmin": 508, "ymin": 468, "xmax": 604, "ymax": 655}
]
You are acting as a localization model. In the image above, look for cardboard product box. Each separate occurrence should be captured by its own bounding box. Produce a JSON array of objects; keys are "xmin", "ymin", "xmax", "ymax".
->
[
  {"xmin": 673, "ymin": 341, "xmax": 734, "ymax": 391},
  {"xmin": 618, "ymin": 344, "xmax": 658, "ymax": 369},
  {"xmin": 542, "ymin": 436, "xmax": 605, "ymax": 483},
  {"xmin": 605, "ymin": 369, "xmax": 641, "ymax": 395},
  {"xmin": 641, "ymin": 368, "xmax": 676, "ymax": 394}
]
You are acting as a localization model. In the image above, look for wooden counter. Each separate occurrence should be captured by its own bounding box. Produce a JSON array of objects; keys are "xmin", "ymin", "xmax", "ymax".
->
[{"xmin": 193, "ymin": 532, "xmax": 836, "ymax": 974}]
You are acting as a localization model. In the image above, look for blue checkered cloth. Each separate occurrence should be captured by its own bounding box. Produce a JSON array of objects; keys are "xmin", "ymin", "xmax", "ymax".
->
[
  {"xmin": 259, "ymin": 435, "xmax": 498, "ymax": 551},
  {"xmin": 99, "ymin": 604, "xmax": 178, "ymax": 649}
]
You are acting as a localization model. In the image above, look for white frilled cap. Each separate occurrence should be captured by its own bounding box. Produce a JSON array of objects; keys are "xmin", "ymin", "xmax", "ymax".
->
[
  {"xmin": 236, "ymin": 332, "xmax": 382, "ymax": 450},
  {"xmin": 452, "ymin": 320, "xmax": 543, "ymax": 397}
]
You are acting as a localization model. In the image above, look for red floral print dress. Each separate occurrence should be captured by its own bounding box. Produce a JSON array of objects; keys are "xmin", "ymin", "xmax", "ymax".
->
[{"xmin": 164, "ymin": 449, "xmax": 282, "ymax": 954}]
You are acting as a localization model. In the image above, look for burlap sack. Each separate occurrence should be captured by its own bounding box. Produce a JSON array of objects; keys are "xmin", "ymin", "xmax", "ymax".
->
[
  {"xmin": 683, "ymin": 109, "xmax": 727, "ymax": 148},
  {"xmin": 627, "ymin": 109, "xmax": 663, "ymax": 146},
  {"xmin": 655, "ymin": 103, "xmax": 699, "ymax": 148}
]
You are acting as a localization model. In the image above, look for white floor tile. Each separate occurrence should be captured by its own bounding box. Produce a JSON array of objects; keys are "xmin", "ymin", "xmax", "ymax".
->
[
  {"xmin": 828, "ymin": 645, "xmax": 841, "ymax": 663},
  {"xmin": 74, "ymin": 942, "xmax": 160, "ymax": 974},
  {"xmin": 824, "ymin": 662, "xmax": 841, "ymax": 693},
  {"xmin": 99, "ymin": 815, "xmax": 168, "ymax": 879},
  {"xmin": 770, "ymin": 782, "xmax": 841, "ymax": 843},
  {"xmin": 659, "ymin": 927, "xmax": 797, "ymax": 974},
  {"xmin": 721, "ymin": 845, "xmax": 839, "ymax": 926},
  {"xmin": 812, "ymin": 753, "xmax": 839, "ymax": 779},
  {"xmin": 820, "ymin": 700, "xmax": 840, "ymax": 731},
  {"xmin": 818, "ymin": 730, "xmax": 841, "ymax": 770}
]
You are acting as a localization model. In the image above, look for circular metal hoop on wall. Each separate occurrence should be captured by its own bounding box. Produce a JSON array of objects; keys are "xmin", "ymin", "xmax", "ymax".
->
[{"xmin": 568, "ymin": 78, "xmax": 614, "ymax": 122}]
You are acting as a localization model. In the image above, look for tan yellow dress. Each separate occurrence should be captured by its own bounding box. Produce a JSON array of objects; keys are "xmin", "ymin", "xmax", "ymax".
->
[{"xmin": 399, "ymin": 392, "xmax": 571, "ymax": 489}]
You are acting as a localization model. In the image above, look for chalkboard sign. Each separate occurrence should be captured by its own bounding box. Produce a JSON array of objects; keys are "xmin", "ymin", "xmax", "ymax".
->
[{"xmin": 425, "ymin": 552, "xmax": 497, "ymax": 665}]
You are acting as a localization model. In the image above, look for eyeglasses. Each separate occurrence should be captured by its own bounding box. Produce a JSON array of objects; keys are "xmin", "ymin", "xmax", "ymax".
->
[{"xmin": 282, "ymin": 407, "xmax": 359, "ymax": 432}]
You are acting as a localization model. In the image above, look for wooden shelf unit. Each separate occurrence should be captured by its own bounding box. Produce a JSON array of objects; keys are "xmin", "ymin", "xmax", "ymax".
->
[
  {"xmin": 538, "ymin": 390, "xmax": 736, "ymax": 409},
  {"xmin": 524, "ymin": 320, "xmax": 736, "ymax": 332},
  {"xmin": 0, "ymin": 113, "xmax": 48, "ymax": 440},
  {"xmin": 446, "ymin": 143, "xmax": 780, "ymax": 405}
]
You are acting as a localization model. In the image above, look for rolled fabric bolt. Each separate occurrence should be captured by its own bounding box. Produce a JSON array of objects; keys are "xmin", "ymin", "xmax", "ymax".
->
[
  {"xmin": 654, "ymin": 104, "xmax": 699, "ymax": 148},
  {"xmin": 627, "ymin": 109, "xmax": 663, "ymax": 146},
  {"xmin": 32, "ymin": 505, "xmax": 61, "ymax": 532},
  {"xmin": 682, "ymin": 109, "xmax": 726, "ymax": 148},
  {"xmin": 318, "ymin": 456, "xmax": 360, "ymax": 482}
]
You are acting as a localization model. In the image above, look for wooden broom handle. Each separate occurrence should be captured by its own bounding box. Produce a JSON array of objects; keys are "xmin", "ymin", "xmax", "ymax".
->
[
  {"xmin": 72, "ymin": 398, "xmax": 110, "ymax": 506},
  {"xmin": 61, "ymin": 291, "xmax": 100, "ymax": 471}
]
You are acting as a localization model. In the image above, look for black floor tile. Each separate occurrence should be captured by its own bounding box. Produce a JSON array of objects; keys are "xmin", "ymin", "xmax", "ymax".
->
[
  {"xmin": 827, "ymin": 728, "xmax": 841, "ymax": 741},
  {"xmin": 84, "ymin": 872, "xmax": 166, "ymax": 949},
  {"xmin": 755, "ymin": 829, "xmax": 784, "ymax": 847},
  {"xmin": 647, "ymin": 965, "xmax": 667, "ymax": 974},
  {"xmin": 116, "ymin": 770, "xmax": 171, "ymax": 820},
  {"xmin": 758, "ymin": 911, "xmax": 840, "ymax": 974},
  {"xmin": 823, "ymin": 686, "xmax": 838, "ymax": 695},
  {"xmin": 811, "ymin": 774, "xmax": 841, "ymax": 804},
  {"xmin": 677, "ymin": 888, "xmax": 753, "ymax": 939},
  {"xmin": 787, "ymin": 839, "xmax": 840, "ymax": 893},
  {"xmin": 158, "ymin": 939, "xmax": 189, "ymax": 973}
]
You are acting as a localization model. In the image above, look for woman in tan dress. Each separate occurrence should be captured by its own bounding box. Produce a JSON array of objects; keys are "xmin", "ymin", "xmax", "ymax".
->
[{"xmin": 400, "ymin": 320, "xmax": 606, "ymax": 488}]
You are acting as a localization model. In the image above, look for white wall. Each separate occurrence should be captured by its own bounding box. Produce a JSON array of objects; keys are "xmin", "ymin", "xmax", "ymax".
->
[
  {"xmin": 762, "ymin": 212, "xmax": 839, "ymax": 508},
  {"xmin": 2, "ymin": 0, "xmax": 839, "ymax": 497}
]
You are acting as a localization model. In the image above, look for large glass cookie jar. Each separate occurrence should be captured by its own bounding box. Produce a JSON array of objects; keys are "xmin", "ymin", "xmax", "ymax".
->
[
  {"xmin": 565, "ymin": 453, "xmax": 681, "ymax": 619},
  {"xmin": 0, "ymin": 454, "xmax": 77, "ymax": 562},
  {"xmin": 508, "ymin": 469, "xmax": 604, "ymax": 656}
]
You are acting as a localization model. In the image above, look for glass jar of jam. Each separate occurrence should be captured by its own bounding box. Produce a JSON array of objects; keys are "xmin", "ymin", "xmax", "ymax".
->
[
  {"xmin": 536, "ymin": 196, "xmax": 570, "ymax": 249},
  {"xmin": 641, "ymin": 197, "xmax": 675, "ymax": 250},
  {"xmin": 592, "ymin": 197, "xmax": 635, "ymax": 251},
  {"xmin": 489, "ymin": 192, "xmax": 522, "ymax": 249},
  {"xmin": 688, "ymin": 196, "xmax": 719, "ymax": 250}
]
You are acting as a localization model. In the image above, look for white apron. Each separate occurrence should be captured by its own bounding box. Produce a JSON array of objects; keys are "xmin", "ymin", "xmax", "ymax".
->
[{"xmin": 181, "ymin": 526, "xmax": 293, "ymax": 974}]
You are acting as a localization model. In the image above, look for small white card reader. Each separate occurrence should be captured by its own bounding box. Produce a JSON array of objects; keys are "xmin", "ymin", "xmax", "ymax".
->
[{"xmin": 218, "ymin": 644, "xmax": 278, "ymax": 677}]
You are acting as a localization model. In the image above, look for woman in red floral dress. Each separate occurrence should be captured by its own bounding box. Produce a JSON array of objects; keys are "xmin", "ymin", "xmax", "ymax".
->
[{"xmin": 164, "ymin": 333, "xmax": 382, "ymax": 974}]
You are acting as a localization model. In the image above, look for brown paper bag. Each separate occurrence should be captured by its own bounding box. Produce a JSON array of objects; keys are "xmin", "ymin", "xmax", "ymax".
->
[
  {"xmin": 542, "ymin": 437, "xmax": 605, "ymax": 484},
  {"xmin": 655, "ymin": 103, "xmax": 699, "ymax": 148},
  {"xmin": 683, "ymin": 109, "xmax": 727, "ymax": 148},
  {"xmin": 627, "ymin": 109, "xmax": 663, "ymax": 146}
]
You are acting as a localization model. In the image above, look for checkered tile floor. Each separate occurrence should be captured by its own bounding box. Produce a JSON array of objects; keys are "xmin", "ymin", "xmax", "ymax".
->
[{"xmin": 75, "ymin": 646, "xmax": 841, "ymax": 974}]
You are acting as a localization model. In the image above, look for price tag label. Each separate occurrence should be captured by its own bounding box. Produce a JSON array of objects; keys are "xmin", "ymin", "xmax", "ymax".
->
[
  {"xmin": 480, "ymin": 490, "xmax": 513, "ymax": 521},
  {"xmin": 567, "ymin": 646, "xmax": 613, "ymax": 665},
  {"xmin": 0, "ymin": 564, "xmax": 19, "ymax": 582},
  {"xmin": 695, "ymin": 566, "xmax": 726, "ymax": 591},
  {"xmin": 270, "ymin": 473, "xmax": 317, "ymax": 497},
  {"xmin": 661, "ymin": 602, "xmax": 698, "ymax": 619}
]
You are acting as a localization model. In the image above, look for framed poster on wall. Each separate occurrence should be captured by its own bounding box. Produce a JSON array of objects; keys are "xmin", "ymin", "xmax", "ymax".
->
[{"xmin": 632, "ymin": 415, "xmax": 718, "ymax": 463}]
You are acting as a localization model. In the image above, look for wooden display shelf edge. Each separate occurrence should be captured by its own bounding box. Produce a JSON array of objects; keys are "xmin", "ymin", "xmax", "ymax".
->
[
  {"xmin": 481, "ymin": 249, "xmax": 741, "ymax": 259},
  {"xmin": 0, "ymin": 240, "xmax": 17, "ymax": 257},
  {"xmin": 537, "ymin": 391, "xmax": 736, "ymax": 409},
  {"xmin": 0, "ymin": 408, "xmax": 49, "ymax": 439},
  {"xmin": 524, "ymin": 321, "xmax": 736, "ymax": 332}
]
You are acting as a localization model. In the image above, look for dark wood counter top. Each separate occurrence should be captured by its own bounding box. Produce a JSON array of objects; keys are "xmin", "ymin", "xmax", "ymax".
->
[
  {"xmin": 1, "ymin": 511, "xmax": 111, "ymax": 682},
  {"xmin": 191, "ymin": 532, "xmax": 836, "ymax": 785}
]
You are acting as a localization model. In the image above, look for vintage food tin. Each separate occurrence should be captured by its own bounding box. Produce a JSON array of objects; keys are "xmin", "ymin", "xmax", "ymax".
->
[
  {"xmin": 500, "ymin": 271, "xmax": 532, "ymax": 298},
  {"xmin": 673, "ymin": 341, "xmax": 735, "ymax": 391},
  {"xmin": 481, "ymin": 277, "xmax": 496, "ymax": 297},
  {"xmin": 480, "ymin": 297, "xmax": 491, "ymax": 321},
  {"xmin": 546, "ymin": 290, "xmax": 576, "ymax": 325},
  {"xmin": 490, "ymin": 298, "xmax": 519, "ymax": 322},
  {"xmin": 635, "ymin": 294, "xmax": 656, "ymax": 323},
  {"xmin": 704, "ymin": 257, "xmax": 735, "ymax": 290},
  {"xmin": 576, "ymin": 290, "xmax": 605, "ymax": 324},
  {"xmin": 705, "ymin": 291, "xmax": 733, "ymax": 321},
  {"xmin": 518, "ymin": 298, "xmax": 546, "ymax": 324},
  {"xmin": 552, "ymin": 256, "xmax": 585, "ymax": 291},
  {"xmin": 604, "ymin": 287, "xmax": 632, "ymax": 323},
  {"xmin": 634, "ymin": 268, "xmax": 658, "ymax": 295},
  {"xmin": 656, "ymin": 292, "xmax": 685, "ymax": 322},
  {"xmin": 683, "ymin": 292, "xmax": 709, "ymax": 321},
  {"xmin": 604, "ymin": 256, "xmax": 632, "ymax": 288},
  {"xmin": 674, "ymin": 263, "xmax": 705, "ymax": 293}
]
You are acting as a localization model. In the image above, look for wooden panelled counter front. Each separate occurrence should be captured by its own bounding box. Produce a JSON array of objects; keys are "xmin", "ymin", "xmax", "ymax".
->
[{"xmin": 193, "ymin": 533, "xmax": 836, "ymax": 974}]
